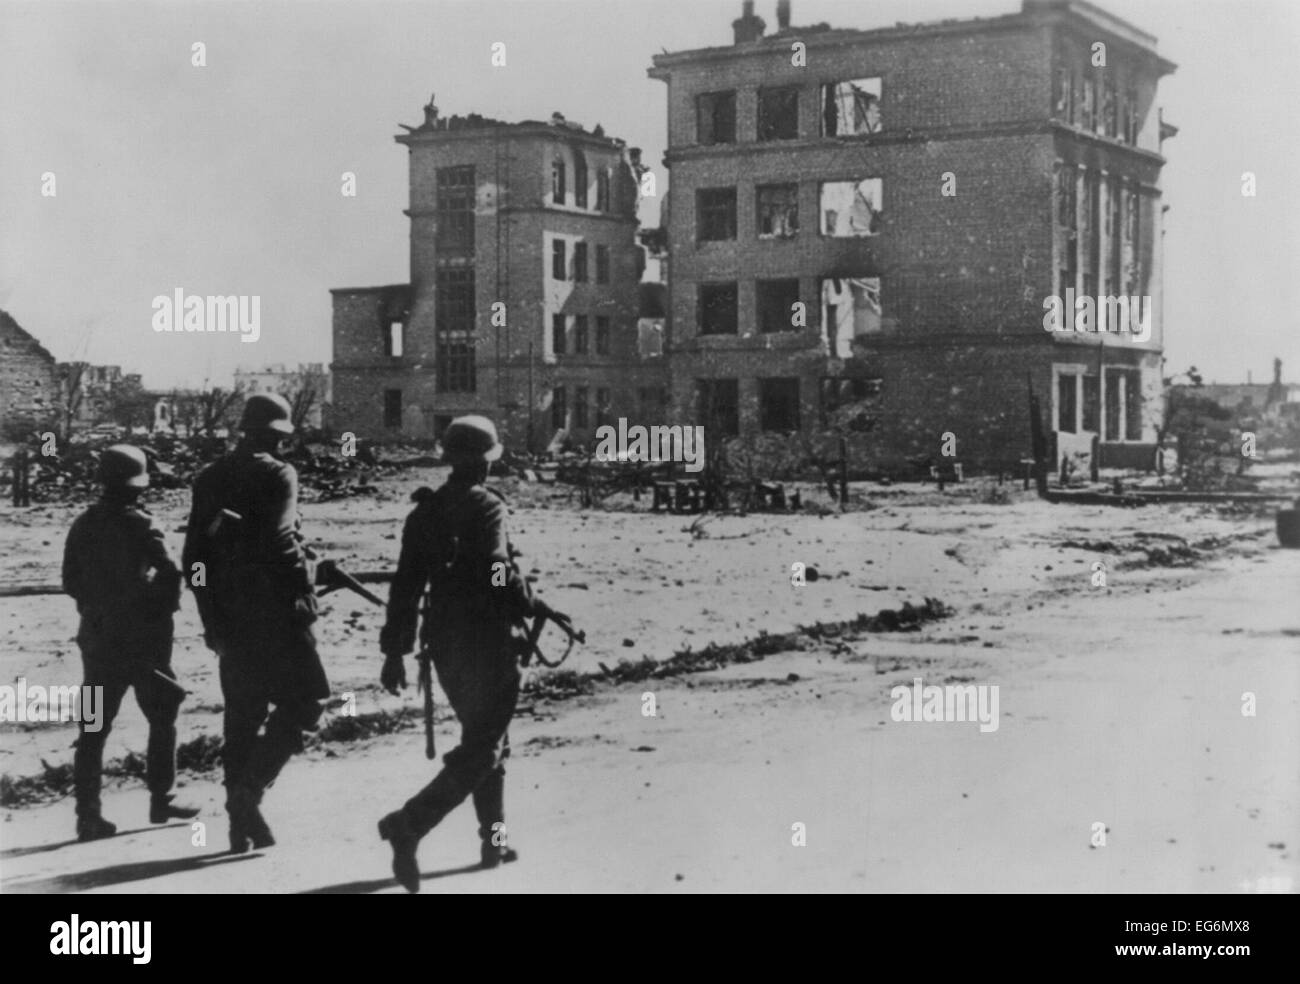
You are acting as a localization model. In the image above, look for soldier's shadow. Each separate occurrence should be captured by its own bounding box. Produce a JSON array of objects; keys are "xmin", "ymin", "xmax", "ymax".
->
[
  {"xmin": 2, "ymin": 849, "xmax": 260, "ymax": 894},
  {"xmin": 301, "ymin": 862, "xmax": 484, "ymax": 894},
  {"xmin": 0, "ymin": 823, "xmax": 191, "ymax": 861}
]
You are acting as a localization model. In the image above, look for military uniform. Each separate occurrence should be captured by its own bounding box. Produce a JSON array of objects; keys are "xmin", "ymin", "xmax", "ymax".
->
[
  {"xmin": 183, "ymin": 414, "xmax": 329, "ymax": 849},
  {"xmin": 378, "ymin": 416, "xmax": 556, "ymax": 889},
  {"xmin": 62, "ymin": 448, "xmax": 187, "ymax": 839}
]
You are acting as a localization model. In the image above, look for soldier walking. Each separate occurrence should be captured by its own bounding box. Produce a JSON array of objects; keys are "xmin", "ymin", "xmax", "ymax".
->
[
  {"xmin": 376, "ymin": 415, "xmax": 573, "ymax": 892},
  {"xmin": 183, "ymin": 393, "xmax": 330, "ymax": 853},
  {"xmin": 62, "ymin": 445, "xmax": 198, "ymax": 841}
]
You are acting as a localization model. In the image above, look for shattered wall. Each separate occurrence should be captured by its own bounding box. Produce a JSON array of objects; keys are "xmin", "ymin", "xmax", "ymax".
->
[{"xmin": 0, "ymin": 311, "xmax": 61, "ymax": 437}]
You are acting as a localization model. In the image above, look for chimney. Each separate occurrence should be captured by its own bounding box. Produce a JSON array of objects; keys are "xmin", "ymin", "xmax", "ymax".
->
[
  {"xmin": 777, "ymin": 0, "xmax": 790, "ymax": 29},
  {"xmin": 733, "ymin": 1, "xmax": 766, "ymax": 43}
]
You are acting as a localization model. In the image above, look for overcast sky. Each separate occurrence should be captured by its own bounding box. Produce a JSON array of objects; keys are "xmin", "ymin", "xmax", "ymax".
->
[{"xmin": 1, "ymin": 0, "xmax": 1296, "ymax": 390}]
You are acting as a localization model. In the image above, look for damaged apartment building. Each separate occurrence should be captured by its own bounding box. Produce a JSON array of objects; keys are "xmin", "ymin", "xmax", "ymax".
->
[
  {"xmin": 331, "ymin": 98, "xmax": 667, "ymax": 449},
  {"xmin": 649, "ymin": 0, "xmax": 1175, "ymax": 472}
]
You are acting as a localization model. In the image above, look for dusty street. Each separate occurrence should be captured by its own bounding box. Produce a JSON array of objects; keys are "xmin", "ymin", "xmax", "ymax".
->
[{"xmin": 1, "ymin": 474, "xmax": 1296, "ymax": 893}]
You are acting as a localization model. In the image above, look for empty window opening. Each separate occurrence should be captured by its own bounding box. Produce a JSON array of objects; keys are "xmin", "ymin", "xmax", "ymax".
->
[
  {"xmin": 758, "ymin": 87, "xmax": 799, "ymax": 141},
  {"xmin": 759, "ymin": 378, "xmax": 800, "ymax": 432},
  {"xmin": 820, "ymin": 179, "xmax": 882, "ymax": 237},
  {"xmin": 383, "ymin": 389, "xmax": 402, "ymax": 429},
  {"xmin": 757, "ymin": 184, "xmax": 799, "ymax": 238},
  {"xmin": 698, "ymin": 378, "xmax": 739, "ymax": 437},
  {"xmin": 552, "ymin": 238, "xmax": 567, "ymax": 280},
  {"xmin": 697, "ymin": 91, "xmax": 737, "ymax": 145},
  {"xmin": 820, "ymin": 276, "xmax": 882, "ymax": 357},
  {"xmin": 757, "ymin": 279, "xmax": 801, "ymax": 334},
  {"xmin": 552, "ymin": 158, "xmax": 566, "ymax": 204},
  {"xmin": 822, "ymin": 78, "xmax": 882, "ymax": 136},
  {"xmin": 697, "ymin": 188, "xmax": 737, "ymax": 241},
  {"xmin": 699, "ymin": 282, "xmax": 739, "ymax": 335}
]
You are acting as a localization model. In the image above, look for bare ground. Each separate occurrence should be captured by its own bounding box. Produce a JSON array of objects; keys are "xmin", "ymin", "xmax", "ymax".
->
[{"xmin": 1, "ymin": 472, "xmax": 1296, "ymax": 893}]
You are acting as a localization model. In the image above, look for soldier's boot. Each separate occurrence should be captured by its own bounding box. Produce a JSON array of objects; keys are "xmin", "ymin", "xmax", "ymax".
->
[
  {"xmin": 377, "ymin": 810, "xmax": 422, "ymax": 894},
  {"xmin": 76, "ymin": 814, "xmax": 118, "ymax": 843},
  {"xmin": 473, "ymin": 769, "xmax": 517, "ymax": 869},
  {"xmin": 149, "ymin": 793, "xmax": 200, "ymax": 824},
  {"xmin": 226, "ymin": 785, "xmax": 275, "ymax": 853}
]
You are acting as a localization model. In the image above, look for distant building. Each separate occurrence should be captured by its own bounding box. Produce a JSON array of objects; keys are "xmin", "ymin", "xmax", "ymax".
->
[
  {"xmin": 1190, "ymin": 360, "xmax": 1300, "ymax": 420},
  {"xmin": 0, "ymin": 310, "xmax": 61, "ymax": 436},
  {"xmin": 331, "ymin": 98, "xmax": 668, "ymax": 449},
  {"xmin": 649, "ymin": 0, "xmax": 1176, "ymax": 472},
  {"xmin": 233, "ymin": 363, "xmax": 332, "ymax": 430}
]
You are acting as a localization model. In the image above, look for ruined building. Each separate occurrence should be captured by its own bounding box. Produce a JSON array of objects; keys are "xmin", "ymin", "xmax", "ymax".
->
[
  {"xmin": 331, "ymin": 98, "xmax": 667, "ymax": 449},
  {"xmin": 0, "ymin": 311, "xmax": 61, "ymax": 437},
  {"xmin": 649, "ymin": 0, "xmax": 1175, "ymax": 472}
]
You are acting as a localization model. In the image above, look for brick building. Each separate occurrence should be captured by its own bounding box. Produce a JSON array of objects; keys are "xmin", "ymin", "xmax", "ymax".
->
[
  {"xmin": 0, "ymin": 311, "xmax": 62, "ymax": 437},
  {"xmin": 649, "ymin": 0, "xmax": 1176, "ymax": 473},
  {"xmin": 331, "ymin": 99, "xmax": 668, "ymax": 450}
]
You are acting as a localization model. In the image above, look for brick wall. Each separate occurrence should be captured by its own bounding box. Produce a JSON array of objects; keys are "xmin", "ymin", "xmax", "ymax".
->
[{"xmin": 0, "ymin": 311, "xmax": 61, "ymax": 435}]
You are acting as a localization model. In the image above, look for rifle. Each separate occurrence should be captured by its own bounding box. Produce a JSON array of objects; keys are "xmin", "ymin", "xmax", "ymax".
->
[
  {"xmin": 313, "ymin": 558, "xmax": 386, "ymax": 607},
  {"xmin": 520, "ymin": 608, "xmax": 586, "ymax": 668}
]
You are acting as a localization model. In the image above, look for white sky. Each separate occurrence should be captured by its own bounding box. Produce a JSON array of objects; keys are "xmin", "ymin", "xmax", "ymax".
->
[{"xmin": 1, "ymin": 0, "xmax": 1296, "ymax": 389}]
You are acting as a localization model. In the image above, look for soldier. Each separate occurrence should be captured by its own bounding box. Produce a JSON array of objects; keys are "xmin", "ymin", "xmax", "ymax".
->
[
  {"xmin": 376, "ymin": 415, "xmax": 573, "ymax": 893},
  {"xmin": 62, "ymin": 444, "xmax": 198, "ymax": 842},
  {"xmin": 182, "ymin": 393, "xmax": 330, "ymax": 853}
]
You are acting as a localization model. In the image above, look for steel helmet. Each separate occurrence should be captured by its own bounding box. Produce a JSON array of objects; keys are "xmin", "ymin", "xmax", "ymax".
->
[
  {"xmin": 98, "ymin": 444, "xmax": 150, "ymax": 489},
  {"xmin": 239, "ymin": 393, "xmax": 294, "ymax": 434},
  {"xmin": 441, "ymin": 415, "xmax": 503, "ymax": 463}
]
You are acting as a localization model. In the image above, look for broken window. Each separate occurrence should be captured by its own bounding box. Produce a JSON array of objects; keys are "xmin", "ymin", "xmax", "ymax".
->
[
  {"xmin": 820, "ymin": 276, "xmax": 882, "ymax": 357},
  {"xmin": 574, "ymin": 152, "xmax": 588, "ymax": 208},
  {"xmin": 1055, "ymin": 64, "xmax": 1074, "ymax": 120},
  {"xmin": 384, "ymin": 320, "xmax": 404, "ymax": 358},
  {"xmin": 819, "ymin": 180, "xmax": 881, "ymax": 237},
  {"xmin": 435, "ymin": 268, "xmax": 476, "ymax": 392},
  {"xmin": 552, "ymin": 385, "xmax": 567, "ymax": 430},
  {"xmin": 1082, "ymin": 374, "xmax": 1100, "ymax": 432},
  {"xmin": 596, "ymin": 169, "xmax": 611, "ymax": 211},
  {"xmin": 699, "ymin": 282, "xmax": 738, "ymax": 335},
  {"xmin": 697, "ymin": 91, "xmax": 737, "ymax": 145},
  {"xmin": 639, "ymin": 386, "xmax": 668, "ymax": 423},
  {"xmin": 574, "ymin": 314, "xmax": 589, "ymax": 354},
  {"xmin": 596, "ymin": 245, "xmax": 610, "ymax": 283},
  {"xmin": 436, "ymin": 165, "xmax": 475, "ymax": 256},
  {"xmin": 698, "ymin": 378, "xmax": 739, "ymax": 437},
  {"xmin": 1057, "ymin": 373, "xmax": 1078, "ymax": 433},
  {"xmin": 552, "ymin": 238, "xmax": 566, "ymax": 280},
  {"xmin": 573, "ymin": 242, "xmax": 588, "ymax": 282},
  {"xmin": 552, "ymin": 314, "xmax": 566, "ymax": 356},
  {"xmin": 1105, "ymin": 369, "xmax": 1143, "ymax": 441},
  {"xmin": 383, "ymin": 389, "xmax": 402, "ymax": 429},
  {"xmin": 1101, "ymin": 76, "xmax": 1117, "ymax": 137},
  {"xmin": 758, "ymin": 377, "xmax": 800, "ymax": 432},
  {"xmin": 820, "ymin": 377, "xmax": 881, "ymax": 430},
  {"xmin": 758, "ymin": 86, "xmax": 799, "ymax": 141},
  {"xmin": 821, "ymin": 78, "xmax": 882, "ymax": 136},
  {"xmin": 595, "ymin": 316, "xmax": 610, "ymax": 354},
  {"xmin": 1056, "ymin": 166, "xmax": 1077, "ymax": 230},
  {"xmin": 697, "ymin": 188, "xmax": 737, "ymax": 241},
  {"xmin": 574, "ymin": 386, "xmax": 588, "ymax": 428},
  {"xmin": 596, "ymin": 387, "xmax": 612, "ymax": 427},
  {"xmin": 1124, "ymin": 87, "xmax": 1139, "ymax": 144},
  {"xmin": 757, "ymin": 184, "xmax": 798, "ymax": 238},
  {"xmin": 757, "ymin": 278, "xmax": 800, "ymax": 334},
  {"xmin": 552, "ymin": 158, "xmax": 566, "ymax": 204}
]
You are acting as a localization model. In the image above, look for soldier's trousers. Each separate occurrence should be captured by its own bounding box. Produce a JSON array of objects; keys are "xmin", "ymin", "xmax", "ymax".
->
[
  {"xmin": 401, "ymin": 622, "xmax": 521, "ymax": 843},
  {"xmin": 217, "ymin": 623, "xmax": 327, "ymax": 795},
  {"xmin": 74, "ymin": 620, "xmax": 181, "ymax": 819}
]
